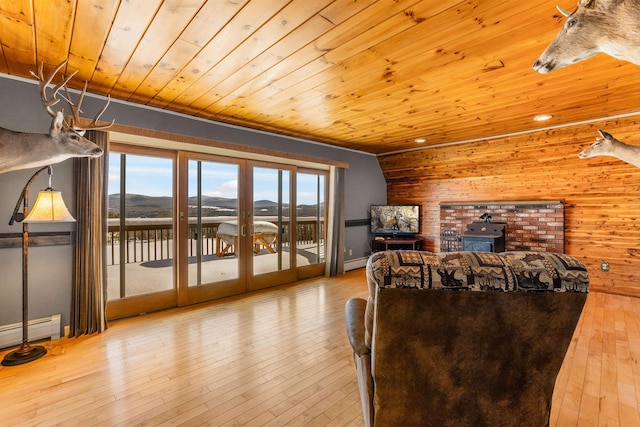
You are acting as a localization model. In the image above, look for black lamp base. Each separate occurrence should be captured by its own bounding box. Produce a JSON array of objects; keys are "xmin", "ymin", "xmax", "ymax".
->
[{"xmin": 1, "ymin": 343, "xmax": 47, "ymax": 366}]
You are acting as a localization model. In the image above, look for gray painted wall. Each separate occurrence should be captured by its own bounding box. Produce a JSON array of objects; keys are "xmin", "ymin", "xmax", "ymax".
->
[{"xmin": 0, "ymin": 75, "xmax": 386, "ymax": 330}]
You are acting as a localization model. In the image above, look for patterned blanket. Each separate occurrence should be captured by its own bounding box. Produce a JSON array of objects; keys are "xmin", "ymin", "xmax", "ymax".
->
[{"xmin": 367, "ymin": 250, "xmax": 589, "ymax": 293}]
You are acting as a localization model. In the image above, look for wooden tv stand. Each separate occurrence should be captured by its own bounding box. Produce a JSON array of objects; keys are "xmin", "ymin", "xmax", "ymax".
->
[{"xmin": 371, "ymin": 235, "xmax": 425, "ymax": 252}]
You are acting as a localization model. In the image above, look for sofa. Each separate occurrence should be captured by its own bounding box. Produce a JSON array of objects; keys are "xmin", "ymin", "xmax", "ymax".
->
[{"xmin": 345, "ymin": 250, "xmax": 589, "ymax": 426}]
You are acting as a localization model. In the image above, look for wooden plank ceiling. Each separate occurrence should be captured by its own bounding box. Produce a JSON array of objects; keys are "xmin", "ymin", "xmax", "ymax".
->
[{"xmin": 0, "ymin": 0, "xmax": 638, "ymax": 156}]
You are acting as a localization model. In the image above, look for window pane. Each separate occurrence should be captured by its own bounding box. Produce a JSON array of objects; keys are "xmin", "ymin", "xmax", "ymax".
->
[
  {"xmin": 297, "ymin": 172, "xmax": 326, "ymax": 265},
  {"xmin": 188, "ymin": 160, "xmax": 240, "ymax": 286},
  {"xmin": 253, "ymin": 167, "xmax": 290, "ymax": 275}
]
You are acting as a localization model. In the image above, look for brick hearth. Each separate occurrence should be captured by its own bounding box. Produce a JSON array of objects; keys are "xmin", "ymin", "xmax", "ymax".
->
[{"xmin": 439, "ymin": 201, "xmax": 564, "ymax": 253}]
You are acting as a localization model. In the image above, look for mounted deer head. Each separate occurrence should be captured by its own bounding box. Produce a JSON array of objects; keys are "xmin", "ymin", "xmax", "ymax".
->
[
  {"xmin": 0, "ymin": 60, "xmax": 113, "ymax": 174},
  {"xmin": 578, "ymin": 129, "xmax": 640, "ymax": 168},
  {"xmin": 533, "ymin": 0, "xmax": 640, "ymax": 73}
]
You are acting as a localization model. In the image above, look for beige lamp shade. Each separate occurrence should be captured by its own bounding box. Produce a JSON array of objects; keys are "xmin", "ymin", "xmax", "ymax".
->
[{"xmin": 24, "ymin": 189, "xmax": 76, "ymax": 223}]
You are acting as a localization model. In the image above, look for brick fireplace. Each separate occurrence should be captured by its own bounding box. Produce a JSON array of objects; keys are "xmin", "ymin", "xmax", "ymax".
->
[{"xmin": 439, "ymin": 201, "xmax": 564, "ymax": 253}]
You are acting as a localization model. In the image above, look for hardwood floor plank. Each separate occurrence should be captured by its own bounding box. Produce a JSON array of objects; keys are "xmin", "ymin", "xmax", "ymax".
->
[{"xmin": 0, "ymin": 270, "xmax": 639, "ymax": 425}]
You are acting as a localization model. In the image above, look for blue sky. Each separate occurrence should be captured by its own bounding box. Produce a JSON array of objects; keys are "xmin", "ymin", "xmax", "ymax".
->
[{"xmin": 109, "ymin": 153, "xmax": 324, "ymax": 205}]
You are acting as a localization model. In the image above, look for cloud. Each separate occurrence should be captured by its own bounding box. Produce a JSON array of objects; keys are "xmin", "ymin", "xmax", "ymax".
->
[{"xmin": 204, "ymin": 179, "xmax": 238, "ymax": 198}]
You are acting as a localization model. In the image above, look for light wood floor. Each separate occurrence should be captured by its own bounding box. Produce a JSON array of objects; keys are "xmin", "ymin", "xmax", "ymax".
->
[{"xmin": 0, "ymin": 269, "xmax": 639, "ymax": 426}]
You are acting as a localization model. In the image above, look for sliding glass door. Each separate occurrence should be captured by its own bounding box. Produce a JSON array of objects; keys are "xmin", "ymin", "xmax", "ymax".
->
[
  {"xmin": 106, "ymin": 145, "xmax": 177, "ymax": 319},
  {"xmin": 178, "ymin": 154, "xmax": 246, "ymax": 305},
  {"xmin": 296, "ymin": 169, "xmax": 327, "ymax": 278},
  {"xmin": 106, "ymin": 145, "xmax": 330, "ymax": 313},
  {"xmin": 249, "ymin": 163, "xmax": 296, "ymax": 290}
]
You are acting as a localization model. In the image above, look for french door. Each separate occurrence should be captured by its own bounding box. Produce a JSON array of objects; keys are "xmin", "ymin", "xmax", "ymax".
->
[{"xmin": 178, "ymin": 154, "xmax": 298, "ymax": 305}]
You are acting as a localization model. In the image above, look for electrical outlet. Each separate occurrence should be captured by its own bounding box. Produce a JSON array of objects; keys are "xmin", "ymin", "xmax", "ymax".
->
[
  {"xmin": 601, "ymin": 261, "xmax": 610, "ymax": 272},
  {"xmin": 348, "ymin": 248, "xmax": 353, "ymax": 256}
]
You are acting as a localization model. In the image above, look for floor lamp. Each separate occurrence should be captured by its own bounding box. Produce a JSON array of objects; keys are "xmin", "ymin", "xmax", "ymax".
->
[{"xmin": 1, "ymin": 165, "xmax": 75, "ymax": 366}]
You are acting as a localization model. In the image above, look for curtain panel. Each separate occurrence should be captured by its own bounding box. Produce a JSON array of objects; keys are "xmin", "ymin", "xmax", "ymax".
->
[
  {"xmin": 327, "ymin": 166, "xmax": 345, "ymax": 276},
  {"xmin": 70, "ymin": 130, "xmax": 109, "ymax": 336}
]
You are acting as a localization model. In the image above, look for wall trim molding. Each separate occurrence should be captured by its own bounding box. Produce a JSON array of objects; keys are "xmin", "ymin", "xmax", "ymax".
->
[{"xmin": 0, "ymin": 231, "xmax": 73, "ymax": 248}]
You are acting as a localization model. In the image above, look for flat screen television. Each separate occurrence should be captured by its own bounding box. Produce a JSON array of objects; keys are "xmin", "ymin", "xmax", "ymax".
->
[{"xmin": 370, "ymin": 204, "xmax": 420, "ymax": 236}]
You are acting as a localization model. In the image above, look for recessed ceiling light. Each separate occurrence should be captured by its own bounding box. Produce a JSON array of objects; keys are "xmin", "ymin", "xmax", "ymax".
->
[
  {"xmin": 414, "ymin": 138, "xmax": 426, "ymax": 143},
  {"xmin": 533, "ymin": 114, "xmax": 553, "ymax": 122}
]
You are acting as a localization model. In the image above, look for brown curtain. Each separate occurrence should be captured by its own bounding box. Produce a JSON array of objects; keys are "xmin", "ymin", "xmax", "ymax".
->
[
  {"xmin": 70, "ymin": 130, "xmax": 109, "ymax": 336},
  {"xmin": 327, "ymin": 166, "xmax": 345, "ymax": 276}
]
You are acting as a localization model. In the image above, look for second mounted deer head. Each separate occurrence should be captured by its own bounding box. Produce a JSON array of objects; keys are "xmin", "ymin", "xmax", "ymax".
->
[
  {"xmin": 0, "ymin": 60, "xmax": 114, "ymax": 174},
  {"xmin": 578, "ymin": 130, "xmax": 640, "ymax": 169}
]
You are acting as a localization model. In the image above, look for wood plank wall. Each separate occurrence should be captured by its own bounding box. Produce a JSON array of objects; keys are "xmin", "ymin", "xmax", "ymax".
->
[{"xmin": 378, "ymin": 115, "xmax": 640, "ymax": 297}]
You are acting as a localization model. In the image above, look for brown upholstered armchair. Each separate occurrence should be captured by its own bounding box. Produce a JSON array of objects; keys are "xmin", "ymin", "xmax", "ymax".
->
[{"xmin": 345, "ymin": 250, "xmax": 589, "ymax": 426}]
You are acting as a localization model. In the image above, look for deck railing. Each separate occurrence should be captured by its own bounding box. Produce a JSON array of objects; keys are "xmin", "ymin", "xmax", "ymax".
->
[{"xmin": 107, "ymin": 217, "xmax": 324, "ymax": 265}]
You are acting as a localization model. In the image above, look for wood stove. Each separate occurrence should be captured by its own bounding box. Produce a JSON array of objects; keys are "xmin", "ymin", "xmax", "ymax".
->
[{"xmin": 461, "ymin": 221, "xmax": 506, "ymax": 252}]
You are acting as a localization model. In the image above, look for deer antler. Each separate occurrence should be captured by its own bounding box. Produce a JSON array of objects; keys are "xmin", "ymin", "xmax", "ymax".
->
[
  {"xmin": 31, "ymin": 60, "xmax": 113, "ymax": 134},
  {"xmin": 30, "ymin": 60, "xmax": 76, "ymax": 118},
  {"xmin": 63, "ymin": 81, "xmax": 113, "ymax": 134}
]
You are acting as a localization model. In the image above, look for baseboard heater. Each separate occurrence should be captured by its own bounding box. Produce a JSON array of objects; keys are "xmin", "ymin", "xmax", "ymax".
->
[
  {"xmin": 0, "ymin": 314, "xmax": 61, "ymax": 350},
  {"xmin": 345, "ymin": 256, "xmax": 368, "ymax": 271}
]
